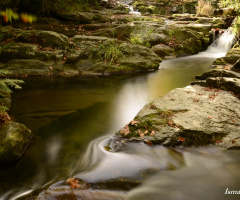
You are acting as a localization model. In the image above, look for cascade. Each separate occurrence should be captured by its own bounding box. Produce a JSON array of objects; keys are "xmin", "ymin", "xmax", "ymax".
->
[
  {"xmin": 119, "ymin": 0, "xmax": 141, "ymax": 15},
  {"xmin": 197, "ymin": 29, "xmax": 235, "ymax": 58}
]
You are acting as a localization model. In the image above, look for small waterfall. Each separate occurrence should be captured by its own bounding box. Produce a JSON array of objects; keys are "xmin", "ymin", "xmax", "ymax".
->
[
  {"xmin": 197, "ymin": 29, "xmax": 235, "ymax": 58},
  {"xmin": 127, "ymin": 5, "xmax": 141, "ymax": 15},
  {"xmin": 211, "ymin": 29, "xmax": 235, "ymax": 51},
  {"xmin": 119, "ymin": 0, "xmax": 141, "ymax": 15}
]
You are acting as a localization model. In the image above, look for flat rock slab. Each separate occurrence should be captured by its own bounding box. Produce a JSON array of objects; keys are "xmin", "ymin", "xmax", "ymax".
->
[{"xmin": 114, "ymin": 85, "xmax": 240, "ymax": 149}]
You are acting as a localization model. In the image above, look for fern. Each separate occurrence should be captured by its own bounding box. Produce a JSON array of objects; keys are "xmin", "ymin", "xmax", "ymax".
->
[
  {"xmin": 0, "ymin": 105, "xmax": 8, "ymax": 114},
  {"xmin": 1, "ymin": 79, "xmax": 24, "ymax": 90},
  {"xmin": 0, "ymin": 79, "xmax": 24, "ymax": 95},
  {"xmin": 0, "ymin": 78, "xmax": 24, "ymax": 114}
]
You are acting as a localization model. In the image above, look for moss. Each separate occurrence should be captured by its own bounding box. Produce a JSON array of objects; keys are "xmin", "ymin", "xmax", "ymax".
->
[
  {"xmin": 0, "ymin": 122, "xmax": 32, "ymax": 165},
  {"xmin": 212, "ymin": 58, "xmax": 227, "ymax": 65}
]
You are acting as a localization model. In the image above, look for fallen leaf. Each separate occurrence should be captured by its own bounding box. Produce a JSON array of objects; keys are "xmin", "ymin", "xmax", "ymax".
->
[
  {"xmin": 232, "ymin": 140, "xmax": 236, "ymax": 144},
  {"xmin": 179, "ymin": 137, "xmax": 185, "ymax": 142},
  {"xmin": 150, "ymin": 131, "xmax": 155, "ymax": 137},
  {"xmin": 66, "ymin": 178, "xmax": 80, "ymax": 189},
  {"xmin": 215, "ymin": 139, "xmax": 222, "ymax": 144},
  {"xmin": 124, "ymin": 130, "xmax": 130, "ymax": 136},
  {"xmin": 130, "ymin": 120, "xmax": 138, "ymax": 126},
  {"xmin": 145, "ymin": 141, "xmax": 153, "ymax": 146},
  {"xmin": 139, "ymin": 133, "xmax": 144, "ymax": 138},
  {"xmin": 138, "ymin": 130, "xmax": 143, "ymax": 136}
]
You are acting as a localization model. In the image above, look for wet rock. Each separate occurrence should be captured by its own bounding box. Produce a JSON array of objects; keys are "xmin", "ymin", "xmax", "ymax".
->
[
  {"xmin": 16, "ymin": 30, "xmax": 70, "ymax": 49},
  {"xmin": 72, "ymin": 35, "xmax": 116, "ymax": 45},
  {"xmin": 205, "ymin": 77, "xmax": 240, "ymax": 94},
  {"xmin": 38, "ymin": 179, "xmax": 127, "ymax": 200},
  {"xmin": 152, "ymin": 44, "xmax": 175, "ymax": 58},
  {"xmin": 0, "ymin": 43, "xmax": 38, "ymax": 62},
  {"xmin": 0, "ymin": 59, "xmax": 53, "ymax": 76},
  {"xmin": 231, "ymin": 58, "xmax": 240, "ymax": 73},
  {"xmin": 195, "ymin": 69, "xmax": 240, "ymax": 80},
  {"xmin": 57, "ymin": 12, "xmax": 97, "ymax": 24},
  {"xmin": 39, "ymin": 189, "xmax": 127, "ymax": 200},
  {"xmin": 212, "ymin": 45, "xmax": 240, "ymax": 69},
  {"xmin": 0, "ymin": 122, "xmax": 32, "ymax": 165},
  {"xmin": 69, "ymin": 36, "xmax": 161, "ymax": 75},
  {"xmin": 114, "ymin": 85, "xmax": 240, "ymax": 149}
]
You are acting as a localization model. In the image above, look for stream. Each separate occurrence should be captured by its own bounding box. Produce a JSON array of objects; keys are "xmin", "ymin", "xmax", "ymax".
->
[{"xmin": 0, "ymin": 32, "xmax": 239, "ymax": 200}]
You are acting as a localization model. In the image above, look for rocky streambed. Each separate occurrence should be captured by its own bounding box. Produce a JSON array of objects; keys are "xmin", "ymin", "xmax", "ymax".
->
[{"xmin": 0, "ymin": 4, "xmax": 239, "ymax": 199}]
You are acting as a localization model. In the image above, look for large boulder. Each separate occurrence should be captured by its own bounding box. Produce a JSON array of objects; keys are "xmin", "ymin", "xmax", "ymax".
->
[
  {"xmin": 16, "ymin": 30, "xmax": 70, "ymax": 49},
  {"xmin": 113, "ymin": 84, "xmax": 240, "ymax": 150},
  {"xmin": 66, "ymin": 36, "xmax": 161, "ymax": 75},
  {"xmin": 0, "ymin": 59, "xmax": 53, "ymax": 76},
  {"xmin": 0, "ymin": 121, "xmax": 32, "ymax": 165},
  {"xmin": 0, "ymin": 43, "xmax": 38, "ymax": 62}
]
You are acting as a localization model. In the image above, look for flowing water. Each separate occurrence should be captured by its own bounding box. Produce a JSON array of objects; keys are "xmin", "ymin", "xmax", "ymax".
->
[{"xmin": 0, "ymin": 32, "xmax": 238, "ymax": 200}]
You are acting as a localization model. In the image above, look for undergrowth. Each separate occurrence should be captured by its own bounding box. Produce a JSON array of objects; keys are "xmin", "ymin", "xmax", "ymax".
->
[
  {"xmin": 196, "ymin": 0, "xmax": 214, "ymax": 17},
  {"xmin": 94, "ymin": 41, "xmax": 124, "ymax": 65}
]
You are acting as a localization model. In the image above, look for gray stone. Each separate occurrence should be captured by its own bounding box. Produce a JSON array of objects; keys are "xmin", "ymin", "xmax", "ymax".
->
[
  {"xmin": 0, "ymin": 43, "xmax": 38, "ymax": 62},
  {"xmin": 195, "ymin": 69, "xmax": 240, "ymax": 80},
  {"xmin": 16, "ymin": 30, "xmax": 70, "ymax": 49},
  {"xmin": 0, "ymin": 59, "xmax": 52, "ymax": 76},
  {"xmin": 152, "ymin": 44, "xmax": 175, "ymax": 58},
  {"xmin": 114, "ymin": 85, "xmax": 240, "ymax": 149}
]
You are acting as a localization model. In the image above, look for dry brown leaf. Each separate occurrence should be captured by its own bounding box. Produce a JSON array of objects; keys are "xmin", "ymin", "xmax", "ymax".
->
[
  {"xmin": 130, "ymin": 120, "xmax": 138, "ymax": 126},
  {"xmin": 179, "ymin": 137, "xmax": 185, "ymax": 142},
  {"xmin": 150, "ymin": 131, "xmax": 155, "ymax": 137},
  {"xmin": 66, "ymin": 178, "xmax": 80, "ymax": 189}
]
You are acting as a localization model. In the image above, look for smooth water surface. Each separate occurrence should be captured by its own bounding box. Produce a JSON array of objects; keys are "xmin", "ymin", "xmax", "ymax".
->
[{"xmin": 0, "ymin": 32, "xmax": 237, "ymax": 199}]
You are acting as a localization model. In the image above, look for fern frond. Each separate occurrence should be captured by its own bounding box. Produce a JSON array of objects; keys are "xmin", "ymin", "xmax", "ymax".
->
[
  {"xmin": 0, "ymin": 105, "xmax": 9, "ymax": 113},
  {"xmin": 0, "ymin": 81, "xmax": 12, "ymax": 93},
  {"xmin": 2, "ymin": 79, "xmax": 24, "ymax": 90},
  {"xmin": 0, "ymin": 69, "xmax": 12, "ymax": 76}
]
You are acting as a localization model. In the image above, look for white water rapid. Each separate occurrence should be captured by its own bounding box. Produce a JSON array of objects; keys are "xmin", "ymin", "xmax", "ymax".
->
[{"xmin": 197, "ymin": 29, "xmax": 235, "ymax": 58}]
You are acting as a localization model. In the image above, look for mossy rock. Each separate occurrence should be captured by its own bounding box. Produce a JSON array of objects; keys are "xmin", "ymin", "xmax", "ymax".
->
[
  {"xmin": 152, "ymin": 44, "xmax": 175, "ymax": 58},
  {"xmin": 16, "ymin": 30, "xmax": 70, "ymax": 49},
  {"xmin": 0, "ymin": 43, "xmax": 38, "ymax": 63},
  {"xmin": 0, "ymin": 121, "xmax": 32, "ymax": 165}
]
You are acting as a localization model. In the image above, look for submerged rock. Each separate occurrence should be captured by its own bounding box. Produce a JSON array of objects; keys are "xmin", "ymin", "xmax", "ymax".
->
[
  {"xmin": 38, "ymin": 179, "xmax": 127, "ymax": 200},
  {"xmin": 0, "ymin": 122, "xmax": 32, "ymax": 165}
]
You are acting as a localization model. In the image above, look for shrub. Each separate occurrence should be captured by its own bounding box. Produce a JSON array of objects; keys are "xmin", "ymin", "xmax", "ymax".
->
[
  {"xmin": 196, "ymin": 0, "xmax": 214, "ymax": 17},
  {"xmin": 218, "ymin": 0, "xmax": 240, "ymax": 11}
]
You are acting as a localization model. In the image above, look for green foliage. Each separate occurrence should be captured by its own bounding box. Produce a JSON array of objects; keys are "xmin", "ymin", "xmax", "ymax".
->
[
  {"xmin": 196, "ymin": 0, "xmax": 214, "ymax": 17},
  {"xmin": 0, "ymin": 78, "xmax": 24, "ymax": 94},
  {"xmin": 130, "ymin": 26, "xmax": 154, "ymax": 47},
  {"xmin": 0, "ymin": 76, "xmax": 24, "ymax": 115},
  {"xmin": 94, "ymin": 42, "xmax": 124, "ymax": 65},
  {"xmin": 232, "ymin": 16, "xmax": 240, "ymax": 38},
  {"xmin": 218, "ymin": 0, "xmax": 240, "ymax": 11}
]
